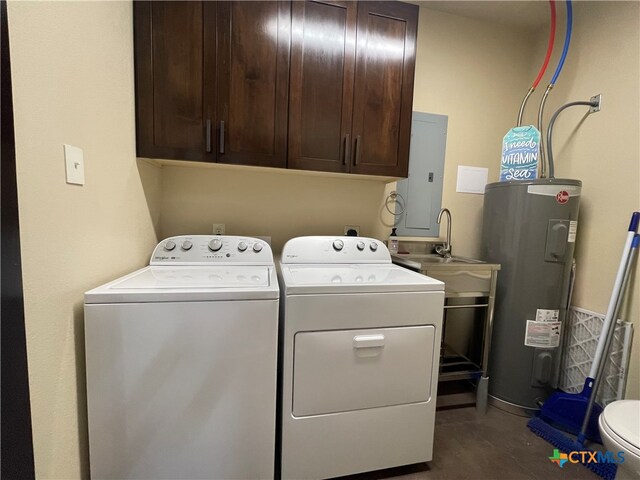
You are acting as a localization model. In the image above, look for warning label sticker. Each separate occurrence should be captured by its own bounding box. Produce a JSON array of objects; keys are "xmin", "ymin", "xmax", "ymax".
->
[
  {"xmin": 536, "ymin": 309, "xmax": 560, "ymax": 322},
  {"xmin": 568, "ymin": 221, "xmax": 578, "ymax": 242},
  {"xmin": 525, "ymin": 320, "xmax": 562, "ymax": 348}
]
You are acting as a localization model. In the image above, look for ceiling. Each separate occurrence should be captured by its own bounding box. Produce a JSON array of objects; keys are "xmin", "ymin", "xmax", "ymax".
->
[{"xmin": 414, "ymin": 1, "xmax": 551, "ymax": 32}]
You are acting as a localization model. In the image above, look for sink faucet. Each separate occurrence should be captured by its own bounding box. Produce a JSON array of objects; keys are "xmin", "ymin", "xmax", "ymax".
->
[{"xmin": 436, "ymin": 208, "xmax": 452, "ymax": 257}]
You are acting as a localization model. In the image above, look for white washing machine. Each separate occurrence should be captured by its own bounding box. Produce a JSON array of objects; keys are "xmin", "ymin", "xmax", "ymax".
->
[
  {"xmin": 84, "ymin": 235, "xmax": 279, "ymax": 480},
  {"xmin": 278, "ymin": 236, "xmax": 445, "ymax": 479}
]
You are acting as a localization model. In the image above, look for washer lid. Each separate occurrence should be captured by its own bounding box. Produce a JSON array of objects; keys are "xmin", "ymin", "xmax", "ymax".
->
[
  {"xmin": 85, "ymin": 266, "xmax": 279, "ymax": 303},
  {"xmin": 279, "ymin": 264, "xmax": 444, "ymax": 294},
  {"xmin": 602, "ymin": 400, "xmax": 640, "ymax": 450}
]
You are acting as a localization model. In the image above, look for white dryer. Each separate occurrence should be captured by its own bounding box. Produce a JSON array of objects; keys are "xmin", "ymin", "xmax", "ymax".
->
[
  {"xmin": 278, "ymin": 236, "xmax": 444, "ymax": 479},
  {"xmin": 84, "ymin": 235, "xmax": 279, "ymax": 480}
]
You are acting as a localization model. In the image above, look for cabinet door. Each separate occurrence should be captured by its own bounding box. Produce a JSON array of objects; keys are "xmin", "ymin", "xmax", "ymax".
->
[
  {"xmin": 214, "ymin": 1, "xmax": 290, "ymax": 168},
  {"xmin": 134, "ymin": 2, "xmax": 206, "ymax": 161},
  {"xmin": 288, "ymin": 1, "xmax": 357, "ymax": 173},
  {"xmin": 351, "ymin": 2, "xmax": 418, "ymax": 177}
]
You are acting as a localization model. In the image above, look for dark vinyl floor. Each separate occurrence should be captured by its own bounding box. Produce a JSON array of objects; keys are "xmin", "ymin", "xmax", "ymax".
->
[{"xmin": 338, "ymin": 406, "xmax": 601, "ymax": 480}]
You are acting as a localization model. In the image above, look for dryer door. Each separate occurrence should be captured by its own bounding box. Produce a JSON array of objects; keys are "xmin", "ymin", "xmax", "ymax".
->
[{"xmin": 292, "ymin": 325, "xmax": 435, "ymax": 416}]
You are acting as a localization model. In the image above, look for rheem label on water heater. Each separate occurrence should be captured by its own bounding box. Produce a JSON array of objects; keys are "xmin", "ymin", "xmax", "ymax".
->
[{"xmin": 525, "ymin": 320, "xmax": 562, "ymax": 348}]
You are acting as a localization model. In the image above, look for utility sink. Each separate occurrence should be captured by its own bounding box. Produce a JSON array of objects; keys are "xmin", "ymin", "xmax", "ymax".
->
[
  {"xmin": 391, "ymin": 253, "xmax": 500, "ymax": 297},
  {"xmin": 400, "ymin": 254, "xmax": 485, "ymax": 265}
]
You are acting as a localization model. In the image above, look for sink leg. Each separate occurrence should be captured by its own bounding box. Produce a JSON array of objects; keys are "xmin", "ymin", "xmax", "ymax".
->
[{"xmin": 476, "ymin": 376, "xmax": 489, "ymax": 414}]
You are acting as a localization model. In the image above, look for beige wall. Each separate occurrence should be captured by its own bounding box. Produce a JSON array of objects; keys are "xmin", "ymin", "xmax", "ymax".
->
[
  {"xmin": 526, "ymin": 1, "xmax": 640, "ymax": 398},
  {"xmin": 8, "ymin": 1, "xmax": 160, "ymax": 478},
  {"xmin": 159, "ymin": 163, "xmax": 388, "ymax": 252}
]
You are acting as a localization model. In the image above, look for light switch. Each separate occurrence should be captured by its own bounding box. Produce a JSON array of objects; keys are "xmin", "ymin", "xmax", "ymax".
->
[{"xmin": 64, "ymin": 144, "xmax": 85, "ymax": 185}]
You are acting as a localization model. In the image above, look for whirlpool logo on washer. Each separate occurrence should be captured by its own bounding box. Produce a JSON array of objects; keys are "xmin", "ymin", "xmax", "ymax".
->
[{"xmin": 548, "ymin": 449, "xmax": 624, "ymax": 467}]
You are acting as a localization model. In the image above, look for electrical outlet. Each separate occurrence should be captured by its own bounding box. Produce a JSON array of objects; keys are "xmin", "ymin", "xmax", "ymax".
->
[
  {"xmin": 344, "ymin": 225, "xmax": 360, "ymax": 236},
  {"xmin": 590, "ymin": 94, "xmax": 602, "ymax": 113},
  {"xmin": 212, "ymin": 223, "xmax": 225, "ymax": 235}
]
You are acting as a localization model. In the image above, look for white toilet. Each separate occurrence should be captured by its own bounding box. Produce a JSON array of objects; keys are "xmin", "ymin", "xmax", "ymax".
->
[{"xmin": 598, "ymin": 400, "xmax": 640, "ymax": 479}]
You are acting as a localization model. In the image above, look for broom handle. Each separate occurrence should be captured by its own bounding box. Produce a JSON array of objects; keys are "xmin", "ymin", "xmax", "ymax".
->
[
  {"xmin": 579, "ymin": 233, "xmax": 639, "ymax": 442},
  {"xmin": 588, "ymin": 212, "xmax": 639, "ymax": 378}
]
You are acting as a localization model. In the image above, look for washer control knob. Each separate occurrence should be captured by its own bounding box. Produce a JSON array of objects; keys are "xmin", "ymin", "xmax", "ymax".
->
[
  {"xmin": 238, "ymin": 241, "xmax": 248, "ymax": 252},
  {"xmin": 356, "ymin": 241, "xmax": 365, "ymax": 251},
  {"xmin": 164, "ymin": 240, "xmax": 176, "ymax": 251},
  {"xmin": 181, "ymin": 240, "xmax": 193, "ymax": 251},
  {"xmin": 369, "ymin": 242, "xmax": 378, "ymax": 252},
  {"xmin": 253, "ymin": 243, "xmax": 263, "ymax": 253},
  {"xmin": 208, "ymin": 238, "xmax": 223, "ymax": 252},
  {"xmin": 333, "ymin": 239, "xmax": 344, "ymax": 251}
]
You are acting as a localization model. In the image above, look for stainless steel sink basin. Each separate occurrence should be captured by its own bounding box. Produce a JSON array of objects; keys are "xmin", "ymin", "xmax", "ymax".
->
[
  {"xmin": 392, "ymin": 253, "xmax": 500, "ymax": 298},
  {"xmin": 395, "ymin": 254, "xmax": 485, "ymax": 265}
]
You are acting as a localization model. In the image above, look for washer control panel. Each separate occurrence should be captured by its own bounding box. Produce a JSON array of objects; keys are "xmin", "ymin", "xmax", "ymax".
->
[
  {"xmin": 151, "ymin": 235, "xmax": 274, "ymax": 265},
  {"xmin": 281, "ymin": 236, "xmax": 390, "ymax": 264}
]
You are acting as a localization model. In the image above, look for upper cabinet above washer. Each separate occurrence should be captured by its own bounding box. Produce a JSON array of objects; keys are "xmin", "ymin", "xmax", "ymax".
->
[
  {"xmin": 134, "ymin": 1, "xmax": 290, "ymax": 167},
  {"xmin": 212, "ymin": 1, "xmax": 291, "ymax": 168},
  {"xmin": 133, "ymin": 1, "xmax": 418, "ymax": 178},
  {"xmin": 134, "ymin": 1, "xmax": 206, "ymax": 162}
]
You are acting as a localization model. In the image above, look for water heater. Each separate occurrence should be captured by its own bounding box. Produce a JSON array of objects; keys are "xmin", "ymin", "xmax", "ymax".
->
[{"xmin": 481, "ymin": 178, "xmax": 581, "ymax": 413}]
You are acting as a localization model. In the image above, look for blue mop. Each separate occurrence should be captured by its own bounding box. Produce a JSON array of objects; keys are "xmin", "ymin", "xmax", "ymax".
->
[{"xmin": 528, "ymin": 212, "xmax": 639, "ymax": 480}]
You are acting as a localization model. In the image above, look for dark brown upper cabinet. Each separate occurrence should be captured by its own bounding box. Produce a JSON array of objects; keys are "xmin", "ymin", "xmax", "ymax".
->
[
  {"xmin": 135, "ymin": 1, "xmax": 417, "ymax": 178},
  {"xmin": 135, "ymin": 1, "xmax": 205, "ymax": 161},
  {"xmin": 288, "ymin": 1, "xmax": 418, "ymax": 177},
  {"xmin": 288, "ymin": 1, "xmax": 357, "ymax": 174},
  {"xmin": 134, "ymin": 1, "xmax": 290, "ymax": 167}
]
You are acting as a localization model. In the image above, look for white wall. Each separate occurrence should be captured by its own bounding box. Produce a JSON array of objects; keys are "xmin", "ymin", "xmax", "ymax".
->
[{"xmin": 8, "ymin": 1, "xmax": 160, "ymax": 477}]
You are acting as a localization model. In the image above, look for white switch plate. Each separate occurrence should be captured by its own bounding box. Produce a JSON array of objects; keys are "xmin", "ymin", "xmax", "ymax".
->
[
  {"xmin": 212, "ymin": 223, "xmax": 225, "ymax": 235},
  {"xmin": 64, "ymin": 144, "xmax": 85, "ymax": 185}
]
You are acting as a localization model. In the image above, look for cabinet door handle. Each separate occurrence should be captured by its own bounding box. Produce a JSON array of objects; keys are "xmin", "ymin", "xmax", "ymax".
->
[
  {"xmin": 354, "ymin": 135, "xmax": 361, "ymax": 165},
  {"xmin": 343, "ymin": 134, "xmax": 350, "ymax": 165},
  {"xmin": 205, "ymin": 119, "xmax": 212, "ymax": 153},
  {"xmin": 219, "ymin": 121, "xmax": 225, "ymax": 154}
]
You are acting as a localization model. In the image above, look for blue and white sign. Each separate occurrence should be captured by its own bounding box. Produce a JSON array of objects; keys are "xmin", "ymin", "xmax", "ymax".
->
[{"xmin": 500, "ymin": 126, "xmax": 540, "ymax": 181}]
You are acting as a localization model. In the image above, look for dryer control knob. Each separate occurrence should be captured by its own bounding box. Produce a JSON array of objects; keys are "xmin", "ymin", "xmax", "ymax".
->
[
  {"xmin": 253, "ymin": 243, "xmax": 263, "ymax": 253},
  {"xmin": 333, "ymin": 239, "xmax": 344, "ymax": 251},
  {"xmin": 356, "ymin": 241, "xmax": 365, "ymax": 251},
  {"xmin": 181, "ymin": 240, "xmax": 193, "ymax": 251},
  {"xmin": 209, "ymin": 239, "xmax": 223, "ymax": 252},
  {"xmin": 238, "ymin": 241, "xmax": 248, "ymax": 252},
  {"xmin": 164, "ymin": 240, "xmax": 176, "ymax": 251},
  {"xmin": 369, "ymin": 242, "xmax": 378, "ymax": 252}
]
